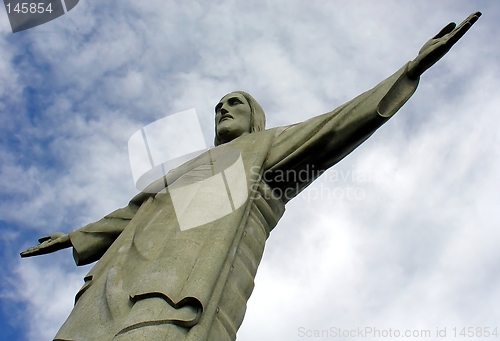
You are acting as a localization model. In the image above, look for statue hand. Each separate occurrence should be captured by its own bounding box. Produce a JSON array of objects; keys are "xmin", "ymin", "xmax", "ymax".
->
[
  {"xmin": 407, "ymin": 11, "xmax": 481, "ymax": 79},
  {"xmin": 20, "ymin": 232, "xmax": 71, "ymax": 258}
]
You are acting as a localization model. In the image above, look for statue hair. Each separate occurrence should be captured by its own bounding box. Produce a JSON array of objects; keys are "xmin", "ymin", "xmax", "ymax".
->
[{"xmin": 214, "ymin": 91, "xmax": 266, "ymax": 146}]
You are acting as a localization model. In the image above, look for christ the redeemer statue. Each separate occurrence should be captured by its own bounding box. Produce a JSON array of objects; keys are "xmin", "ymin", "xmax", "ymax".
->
[{"xmin": 21, "ymin": 12, "xmax": 481, "ymax": 341}]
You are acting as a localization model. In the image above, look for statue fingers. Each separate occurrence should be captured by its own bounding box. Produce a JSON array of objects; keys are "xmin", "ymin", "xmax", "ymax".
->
[
  {"xmin": 432, "ymin": 22, "xmax": 456, "ymax": 40},
  {"xmin": 459, "ymin": 11, "xmax": 482, "ymax": 28},
  {"xmin": 20, "ymin": 239, "xmax": 61, "ymax": 257},
  {"xmin": 21, "ymin": 232, "xmax": 71, "ymax": 258},
  {"xmin": 38, "ymin": 232, "xmax": 66, "ymax": 243},
  {"xmin": 419, "ymin": 22, "xmax": 455, "ymax": 54},
  {"xmin": 447, "ymin": 23, "xmax": 471, "ymax": 47},
  {"xmin": 20, "ymin": 244, "xmax": 44, "ymax": 257},
  {"xmin": 38, "ymin": 235, "xmax": 52, "ymax": 243},
  {"xmin": 447, "ymin": 12, "xmax": 482, "ymax": 46}
]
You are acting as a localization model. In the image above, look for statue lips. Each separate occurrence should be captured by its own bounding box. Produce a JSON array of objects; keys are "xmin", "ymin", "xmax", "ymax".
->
[{"xmin": 219, "ymin": 114, "xmax": 233, "ymax": 123}]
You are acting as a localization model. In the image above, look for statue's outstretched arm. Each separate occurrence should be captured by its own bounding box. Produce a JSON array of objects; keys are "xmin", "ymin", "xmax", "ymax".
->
[
  {"xmin": 20, "ymin": 200, "xmax": 140, "ymax": 264},
  {"xmin": 407, "ymin": 11, "xmax": 481, "ymax": 79},
  {"xmin": 264, "ymin": 12, "xmax": 481, "ymax": 202}
]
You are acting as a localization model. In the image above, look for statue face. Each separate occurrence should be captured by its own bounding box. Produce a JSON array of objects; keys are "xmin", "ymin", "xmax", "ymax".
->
[{"xmin": 215, "ymin": 93, "xmax": 252, "ymax": 144}]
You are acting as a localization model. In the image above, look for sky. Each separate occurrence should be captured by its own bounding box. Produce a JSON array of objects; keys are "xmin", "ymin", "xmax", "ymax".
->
[{"xmin": 0, "ymin": 1, "xmax": 499, "ymax": 340}]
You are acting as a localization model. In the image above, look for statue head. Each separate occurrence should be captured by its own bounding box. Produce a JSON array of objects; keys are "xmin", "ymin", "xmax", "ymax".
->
[{"xmin": 214, "ymin": 91, "xmax": 266, "ymax": 146}]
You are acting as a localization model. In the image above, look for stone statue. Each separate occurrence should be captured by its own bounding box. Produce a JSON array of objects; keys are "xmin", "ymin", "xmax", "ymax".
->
[{"xmin": 20, "ymin": 12, "xmax": 481, "ymax": 341}]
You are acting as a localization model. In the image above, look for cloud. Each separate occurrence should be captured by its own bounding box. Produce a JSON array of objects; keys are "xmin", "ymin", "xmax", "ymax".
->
[{"xmin": 8, "ymin": 257, "xmax": 89, "ymax": 340}]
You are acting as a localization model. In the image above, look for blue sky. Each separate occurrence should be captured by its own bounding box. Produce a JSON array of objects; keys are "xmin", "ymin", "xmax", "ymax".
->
[{"xmin": 1, "ymin": 1, "xmax": 500, "ymax": 340}]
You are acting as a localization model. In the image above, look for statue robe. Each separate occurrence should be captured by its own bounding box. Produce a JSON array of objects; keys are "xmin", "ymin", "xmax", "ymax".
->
[{"xmin": 54, "ymin": 63, "xmax": 418, "ymax": 341}]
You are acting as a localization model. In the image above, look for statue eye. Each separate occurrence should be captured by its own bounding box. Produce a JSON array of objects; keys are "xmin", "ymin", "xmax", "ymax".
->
[{"xmin": 229, "ymin": 98, "xmax": 243, "ymax": 106}]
